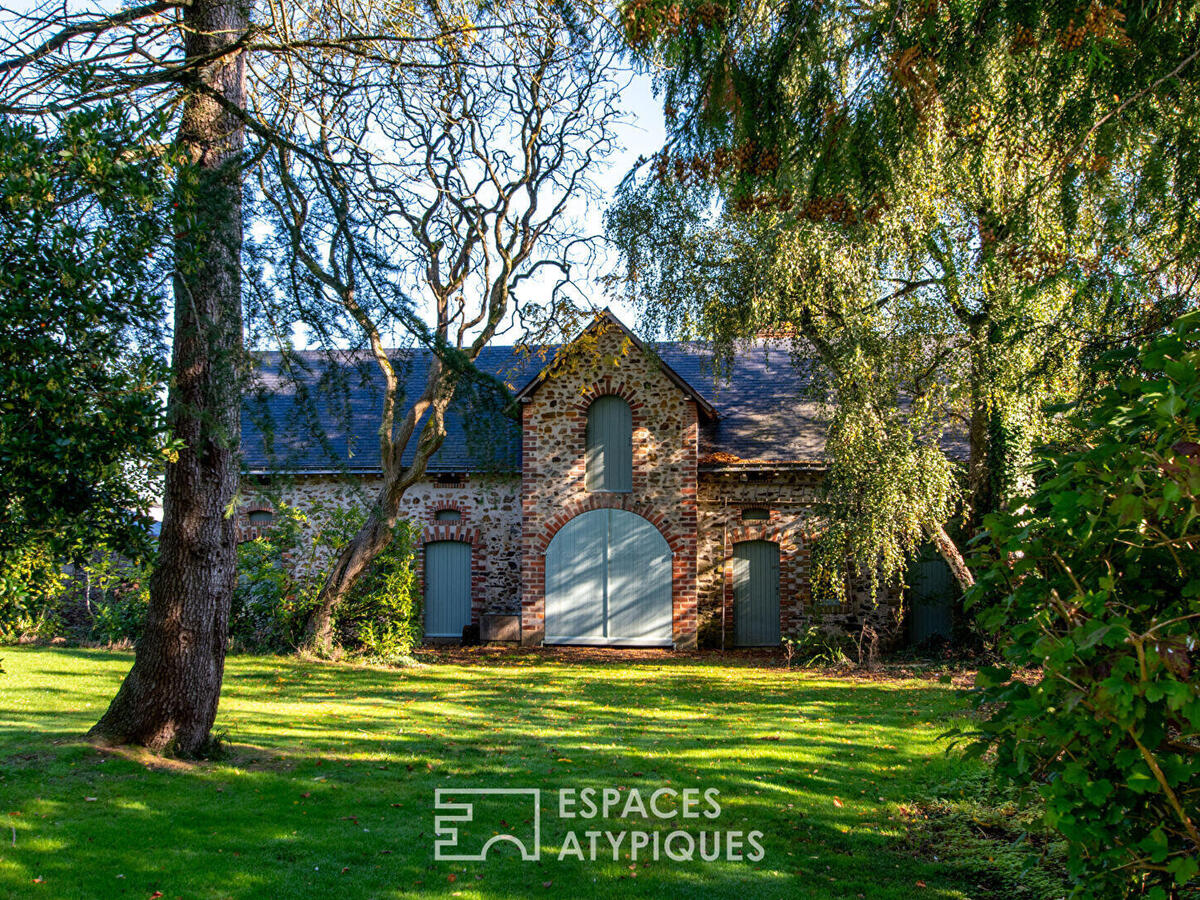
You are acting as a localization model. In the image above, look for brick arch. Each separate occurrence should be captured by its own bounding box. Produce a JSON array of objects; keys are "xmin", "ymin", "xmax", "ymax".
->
[
  {"xmin": 428, "ymin": 499, "xmax": 470, "ymax": 525},
  {"xmin": 418, "ymin": 524, "xmax": 485, "ymax": 636},
  {"xmin": 573, "ymin": 378, "xmax": 643, "ymax": 410},
  {"xmin": 723, "ymin": 524, "xmax": 806, "ymax": 646},
  {"xmin": 235, "ymin": 503, "xmax": 276, "ymax": 543},
  {"xmin": 532, "ymin": 493, "xmax": 683, "ymax": 554},
  {"xmin": 522, "ymin": 495, "xmax": 697, "ymax": 647}
]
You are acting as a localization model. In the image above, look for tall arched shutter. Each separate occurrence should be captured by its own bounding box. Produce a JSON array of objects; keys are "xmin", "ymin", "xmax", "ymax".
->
[{"xmin": 585, "ymin": 395, "xmax": 632, "ymax": 492}]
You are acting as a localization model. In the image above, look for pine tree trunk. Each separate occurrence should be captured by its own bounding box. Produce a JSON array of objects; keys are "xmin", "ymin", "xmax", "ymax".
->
[{"xmin": 89, "ymin": 0, "xmax": 248, "ymax": 757}]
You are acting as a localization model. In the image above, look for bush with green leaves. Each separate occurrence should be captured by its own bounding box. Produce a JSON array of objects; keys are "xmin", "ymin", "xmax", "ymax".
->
[
  {"xmin": 230, "ymin": 505, "xmax": 318, "ymax": 653},
  {"xmin": 783, "ymin": 622, "xmax": 855, "ymax": 667},
  {"xmin": 231, "ymin": 502, "xmax": 421, "ymax": 657},
  {"xmin": 966, "ymin": 312, "xmax": 1200, "ymax": 898},
  {"xmin": 334, "ymin": 520, "xmax": 421, "ymax": 659},
  {"xmin": 0, "ymin": 543, "xmax": 152, "ymax": 646},
  {"xmin": 0, "ymin": 545, "xmax": 68, "ymax": 641},
  {"xmin": 76, "ymin": 551, "xmax": 152, "ymax": 646}
]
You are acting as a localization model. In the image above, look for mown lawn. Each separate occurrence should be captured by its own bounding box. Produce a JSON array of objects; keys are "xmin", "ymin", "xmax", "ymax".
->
[{"xmin": 0, "ymin": 647, "xmax": 994, "ymax": 899}]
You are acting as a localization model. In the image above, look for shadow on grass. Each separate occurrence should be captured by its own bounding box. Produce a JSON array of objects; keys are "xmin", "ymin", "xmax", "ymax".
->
[{"xmin": 0, "ymin": 647, "xmax": 981, "ymax": 900}]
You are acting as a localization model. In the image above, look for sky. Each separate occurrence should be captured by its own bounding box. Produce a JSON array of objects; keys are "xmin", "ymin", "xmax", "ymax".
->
[
  {"xmin": 1, "ymin": 1, "xmax": 670, "ymax": 341},
  {"xmin": 393, "ymin": 67, "xmax": 667, "ymax": 346}
]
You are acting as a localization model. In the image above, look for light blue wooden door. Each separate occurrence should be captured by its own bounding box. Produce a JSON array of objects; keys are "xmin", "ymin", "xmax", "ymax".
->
[
  {"xmin": 606, "ymin": 510, "xmax": 672, "ymax": 642},
  {"xmin": 545, "ymin": 508, "xmax": 672, "ymax": 646},
  {"xmin": 733, "ymin": 540, "xmax": 781, "ymax": 646},
  {"xmin": 424, "ymin": 540, "xmax": 472, "ymax": 638},
  {"xmin": 545, "ymin": 510, "xmax": 607, "ymax": 640}
]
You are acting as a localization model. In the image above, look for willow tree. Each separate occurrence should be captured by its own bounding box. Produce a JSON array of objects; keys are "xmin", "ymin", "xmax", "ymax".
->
[{"xmin": 608, "ymin": 0, "xmax": 1200, "ymax": 600}]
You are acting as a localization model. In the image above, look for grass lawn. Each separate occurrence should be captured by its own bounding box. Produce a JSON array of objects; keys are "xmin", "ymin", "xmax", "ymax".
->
[{"xmin": 0, "ymin": 647, "xmax": 1002, "ymax": 899}]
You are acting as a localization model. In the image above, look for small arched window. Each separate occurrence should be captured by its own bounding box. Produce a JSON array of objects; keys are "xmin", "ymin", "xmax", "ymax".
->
[
  {"xmin": 741, "ymin": 507, "xmax": 770, "ymax": 522},
  {"xmin": 435, "ymin": 509, "xmax": 462, "ymax": 523},
  {"xmin": 585, "ymin": 395, "xmax": 632, "ymax": 493},
  {"xmin": 248, "ymin": 510, "xmax": 273, "ymax": 526}
]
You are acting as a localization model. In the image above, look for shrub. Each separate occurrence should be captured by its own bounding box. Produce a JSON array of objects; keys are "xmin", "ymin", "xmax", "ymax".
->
[
  {"xmin": 0, "ymin": 545, "xmax": 68, "ymax": 641},
  {"xmin": 230, "ymin": 504, "xmax": 317, "ymax": 653},
  {"xmin": 78, "ymin": 551, "xmax": 152, "ymax": 645},
  {"xmin": 0, "ymin": 543, "xmax": 152, "ymax": 646},
  {"xmin": 965, "ymin": 312, "xmax": 1200, "ymax": 898},
  {"xmin": 231, "ymin": 503, "xmax": 421, "ymax": 657},
  {"xmin": 334, "ymin": 520, "xmax": 421, "ymax": 659},
  {"xmin": 783, "ymin": 623, "xmax": 855, "ymax": 667}
]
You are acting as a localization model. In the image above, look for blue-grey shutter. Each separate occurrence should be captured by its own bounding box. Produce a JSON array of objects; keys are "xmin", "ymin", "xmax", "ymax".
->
[
  {"xmin": 585, "ymin": 396, "xmax": 632, "ymax": 492},
  {"xmin": 424, "ymin": 540, "xmax": 471, "ymax": 637},
  {"xmin": 544, "ymin": 508, "xmax": 672, "ymax": 645},
  {"xmin": 733, "ymin": 540, "xmax": 781, "ymax": 646}
]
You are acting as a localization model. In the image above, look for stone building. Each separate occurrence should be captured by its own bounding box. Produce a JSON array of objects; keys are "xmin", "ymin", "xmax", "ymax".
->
[{"xmin": 240, "ymin": 311, "xmax": 902, "ymax": 650}]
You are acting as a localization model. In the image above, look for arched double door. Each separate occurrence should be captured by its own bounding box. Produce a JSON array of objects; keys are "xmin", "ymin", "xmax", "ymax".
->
[{"xmin": 544, "ymin": 509, "xmax": 673, "ymax": 646}]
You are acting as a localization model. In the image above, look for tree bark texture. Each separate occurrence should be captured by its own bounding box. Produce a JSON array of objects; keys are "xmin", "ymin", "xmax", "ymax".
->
[
  {"xmin": 924, "ymin": 521, "xmax": 976, "ymax": 593},
  {"xmin": 89, "ymin": 0, "xmax": 248, "ymax": 756}
]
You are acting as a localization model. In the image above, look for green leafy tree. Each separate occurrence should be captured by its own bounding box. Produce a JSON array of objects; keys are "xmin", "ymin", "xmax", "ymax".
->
[
  {"xmin": 967, "ymin": 312, "xmax": 1200, "ymax": 897},
  {"xmin": 1, "ymin": 0, "xmax": 509, "ymax": 754},
  {"xmin": 0, "ymin": 106, "xmax": 170, "ymax": 563},
  {"xmin": 609, "ymin": 0, "xmax": 1200, "ymax": 600}
]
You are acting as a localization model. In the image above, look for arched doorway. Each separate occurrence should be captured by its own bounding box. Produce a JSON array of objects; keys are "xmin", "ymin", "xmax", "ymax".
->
[{"xmin": 545, "ymin": 508, "xmax": 672, "ymax": 646}]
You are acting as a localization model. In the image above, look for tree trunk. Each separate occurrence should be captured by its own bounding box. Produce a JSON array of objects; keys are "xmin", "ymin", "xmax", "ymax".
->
[
  {"xmin": 303, "ymin": 509, "xmax": 396, "ymax": 654},
  {"xmin": 89, "ymin": 0, "xmax": 248, "ymax": 757},
  {"xmin": 924, "ymin": 521, "xmax": 975, "ymax": 593}
]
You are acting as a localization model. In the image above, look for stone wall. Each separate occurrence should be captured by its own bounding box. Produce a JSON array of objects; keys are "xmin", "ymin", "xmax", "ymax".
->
[
  {"xmin": 697, "ymin": 468, "xmax": 904, "ymax": 651},
  {"xmin": 518, "ymin": 320, "xmax": 701, "ymax": 647},
  {"xmin": 237, "ymin": 473, "xmax": 522, "ymax": 621}
]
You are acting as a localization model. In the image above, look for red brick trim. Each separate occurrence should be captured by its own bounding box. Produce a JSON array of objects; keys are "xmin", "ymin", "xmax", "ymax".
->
[
  {"xmin": 428, "ymin": 499, "xmax": 470, "ymax": 525},
  {"xmin": 520, "ymin": 493, "xmax": 697, "ymax": 648},
  {"xmin": 572, "ymin": 379, "xmax": 644, "ymax": 411}
]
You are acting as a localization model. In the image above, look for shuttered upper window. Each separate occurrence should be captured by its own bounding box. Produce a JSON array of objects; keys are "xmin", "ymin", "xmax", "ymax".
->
[{"xmin": 585, "ymin": 395, "xmax": 632, "ymax": 492}]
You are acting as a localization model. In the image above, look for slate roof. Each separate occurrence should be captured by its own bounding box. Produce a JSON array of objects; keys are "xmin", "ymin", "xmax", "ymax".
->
[{"xmin": 242, "ymin": 335, "xmax": 833, "ymax": 474}]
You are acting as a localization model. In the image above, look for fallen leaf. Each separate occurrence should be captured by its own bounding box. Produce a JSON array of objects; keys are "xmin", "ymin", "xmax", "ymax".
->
[{"xmin": 833, "ymin": 797, "xmax": 844, "ymax": 808}]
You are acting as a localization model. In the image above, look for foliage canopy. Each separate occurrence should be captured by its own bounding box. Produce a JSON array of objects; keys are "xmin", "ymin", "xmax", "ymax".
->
[
  {"xmin": 609, "ymin": 0, "xmax": 1200, "ymax": 599},
  {"xmin": 0, "ymin": 104, "xmax": 171, "ymax": 561}
]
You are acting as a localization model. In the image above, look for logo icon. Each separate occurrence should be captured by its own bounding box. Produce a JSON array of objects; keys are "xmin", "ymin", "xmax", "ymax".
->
[{"xmin": 433, "ymin": 788, "xmax": 541, "ymax": 861}]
